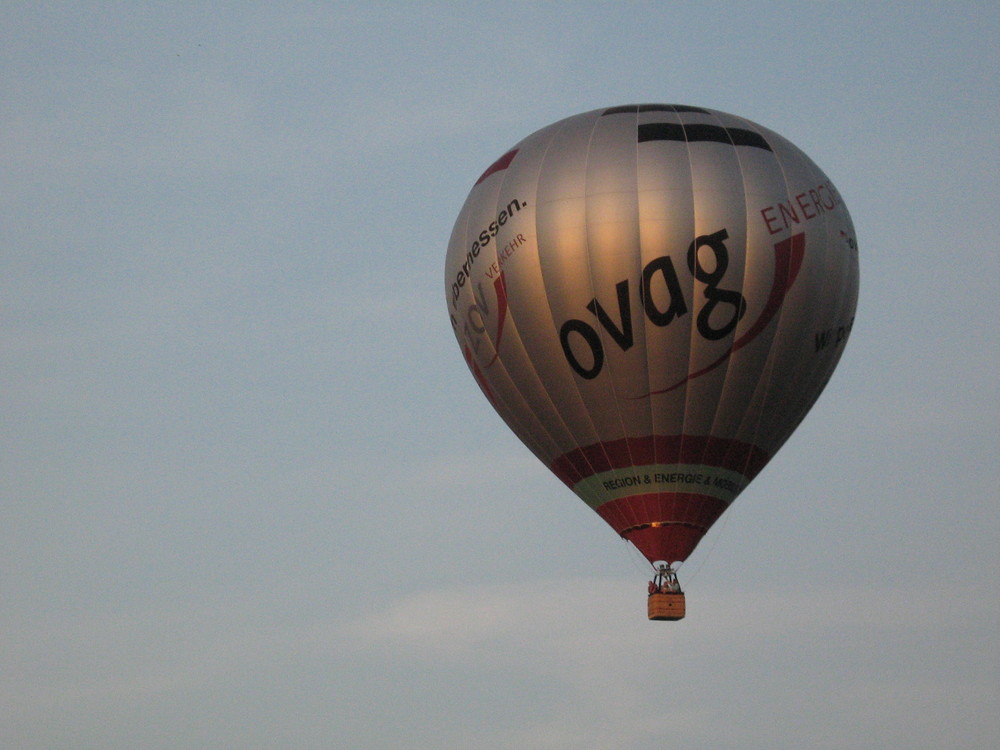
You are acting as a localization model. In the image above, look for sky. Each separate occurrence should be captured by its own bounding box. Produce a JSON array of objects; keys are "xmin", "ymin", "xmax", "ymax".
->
[{"xmin": 2, "ymin": 2, "xmax": 998, "ymax": 748}]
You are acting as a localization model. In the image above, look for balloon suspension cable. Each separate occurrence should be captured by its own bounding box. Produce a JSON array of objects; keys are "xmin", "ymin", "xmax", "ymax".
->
[{"xmin": 650, "ymin": 562, "xmax": 682, "ymax": 595}]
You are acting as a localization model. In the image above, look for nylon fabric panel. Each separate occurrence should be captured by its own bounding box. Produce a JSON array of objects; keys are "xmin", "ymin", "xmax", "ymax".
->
[
  {"xmin": 712, "ymin": 122, "xmax": 802, "ymax": 474},
  {"xmin": 771, "ymin": 135, "xmax": 858, "ymax": 442},
  {"xmin": 632, "ymin": 106, "xmax": 696, "ymax": 474},
  {"xmin": 478, "ymin": 123, "xmax": 583, "ymax": 467},
  {"xmin": 578, "ymin": 111, "xmax": 654, "ymax": 531},
  {"xmin": 667, "ymin": 110, "xmax": 752, "ymax": 513},
  {"xmin": 737, "ymin": 131, "xmax": 857, "ymax": 462},
  {"xmin": 680, "ymin": 110, "xmax": 751, "ymax": 446},
  {"xmin": 528, "ymin": 112, "xmax": 608, "ymax": 466},
  {"xmin": 704, "ymin": 121, "xmax": 783, "ymax": 445},
  {"xmin": 446, "ymin": 128, "xmax": 568, "ymax": 467},
  {"xmin": 579, "ymin": 111, "xmax": 649, "ymax": 455}
]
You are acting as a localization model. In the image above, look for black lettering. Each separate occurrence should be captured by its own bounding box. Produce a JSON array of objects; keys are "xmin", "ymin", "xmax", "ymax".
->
[
  {"xmin": 449, "ymin": 199, "xmax": 526, "ymax": 308},
  {"xmin": 463, "ymin": 318, "xmax": 481, "ymax": 355},
  {"xmin": 466, "ymin": 304, "xmax": 485, "ymax": 334},
  {"xmin": 472, "ymin": 281, "xmax": 490, "ymax": 317},
  {"xmin": 815, "ymin": 329, "xmax": 830, "ymax": 352},
  {"xmin": 640, "ymin": 255, "xmax": 688, "ymax": 326},
  {"xmin": 586, "ymin": 279, "xmax": 634, "ymax": 350},
  {"xmin": 559, "ymin": 319, "xmax": 604, "ymax": 379},
  {"xmin": 687, "ymin": 229, "xmax": 746, "ymax": 340}
]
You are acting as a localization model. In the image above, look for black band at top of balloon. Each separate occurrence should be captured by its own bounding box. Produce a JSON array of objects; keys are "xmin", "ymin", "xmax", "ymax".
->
[
  {"xmin": 637, "ymin": 122, "xmax": 772, "ymax": 151},
  {"xmin": 603, "ymin": 104, "xmax": 712, "ymax": 115}
]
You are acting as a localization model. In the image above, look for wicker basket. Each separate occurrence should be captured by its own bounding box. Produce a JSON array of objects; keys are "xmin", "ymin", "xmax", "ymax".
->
[{"xmin": 647, "ymin": 592, "xmax": 686, "ymax": 621}]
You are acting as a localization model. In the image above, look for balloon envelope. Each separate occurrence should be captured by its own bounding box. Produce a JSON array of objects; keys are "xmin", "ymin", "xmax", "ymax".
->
[{"xmin": 445, "ymin": 105, "xmax": 858, "ymax": 565}]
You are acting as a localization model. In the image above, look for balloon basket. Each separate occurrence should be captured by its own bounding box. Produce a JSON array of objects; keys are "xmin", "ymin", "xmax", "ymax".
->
[{"xmin": 648, "ymin": 592, "xmax": 686, "ymax": 621}]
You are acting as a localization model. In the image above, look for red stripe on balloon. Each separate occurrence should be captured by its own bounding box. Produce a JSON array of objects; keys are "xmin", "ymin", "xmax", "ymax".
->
[
  {"xmin": 596, "ymin": 493, "xmax": 729, "ymax": 563},
  {"xmin": 474, "ymin": 149, "xmax": 518, "ymax": 186},
  {"xmin": 464, "ymin": 344, "xmax": 496, "ymax": 406},
  {"xmin": 486, "ymin": 271, "xmax": 507, "ymax": 367},
  {"xmin": 642, "ymin": 231, "xmax": 806, "ymax": 397},
  {"xmin": 732, "ymin": 231, "xmax": 806, "ymax": 354}
]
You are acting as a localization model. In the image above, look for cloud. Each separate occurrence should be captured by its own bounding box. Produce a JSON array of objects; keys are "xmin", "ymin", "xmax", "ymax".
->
[
  {"xmin": 3, "ymin": 542, "xmax": 995, "ymax": 748},
  {"xmin": 335, "ymin": 576, "xmax": 998, "ymax": 748}
]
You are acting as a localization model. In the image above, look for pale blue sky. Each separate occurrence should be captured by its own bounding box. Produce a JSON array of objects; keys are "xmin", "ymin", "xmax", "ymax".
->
[{"xmin": 3, "ymin": 3, "xmax": 998, "ymax": 748}]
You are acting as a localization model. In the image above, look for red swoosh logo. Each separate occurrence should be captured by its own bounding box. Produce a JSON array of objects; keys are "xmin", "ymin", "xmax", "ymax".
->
[
  {"xmin": 486, "ymin": 271, "xmax": 507, "ymax": 367},
  {"xmin": 475, "ymin": 149, "xmax": 518, "ymax": 186},
  {"xmin": 640, "ymin": 232, "xmax": 805, "ymax": 397}
]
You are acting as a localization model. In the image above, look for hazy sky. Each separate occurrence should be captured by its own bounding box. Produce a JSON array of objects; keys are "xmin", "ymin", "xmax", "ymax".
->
[{"xmin": 3, "ymin": 3, "xmax": 998, "ymax": 748}]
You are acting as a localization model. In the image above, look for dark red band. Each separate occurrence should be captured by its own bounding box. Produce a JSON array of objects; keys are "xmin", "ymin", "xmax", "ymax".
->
[
  {"xmin": 474, "ymin": 149, "xmax": 518, "ymax": 186},
  {"xmin": 595, "ymin": 492, "xmax": 729, "ymax": 562}
]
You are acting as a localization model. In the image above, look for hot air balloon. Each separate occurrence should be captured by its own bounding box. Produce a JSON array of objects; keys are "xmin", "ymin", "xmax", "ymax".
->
[{"xmin": 445, "ymin": 105, "xmax": 858, "ymax": 620}]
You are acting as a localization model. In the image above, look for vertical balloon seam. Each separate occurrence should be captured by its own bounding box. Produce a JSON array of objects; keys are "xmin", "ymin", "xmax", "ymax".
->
[
  {"xmin": 457, "ymin": 148, "xmax": 561, "ymax": 469},
  {"xmin": 730, "ymin": 130, "xmax": 806, "ymax": 488},
  {"xmin": 598, "ymin": 105, "xmax": 650, "ymax": 532},
  {"xmin": 601, "ymin": 106, "xmax": 657, "ymax": 537},
  {"xmin": 527, "ymin": 119, "xmax": 608, "ymax": 492},
  {"xmin": 624, "ymin": 105, "xmax": 657, "ymax": 537},
  {"xmin": 686, "ymin": 106, "xmax": 757, "ymax": 549},
  {"xmin": 717, "ymin": 114, "xmax": 779, "ymax": 502},
  {"xmin": 502, "ymin": 138, "xmax": 596, "ymax": 467},
  {"xmin": 772, "ymin": 147, "xmax": 852, "ymax": 454},
  {"xmin": 620, "ymin": 105, "xmax": 662, "ymax": 538},
  {"xmin": 482, "ymin": 132, "xmax": 580, "ymax": 472},
  {"xmin": 449, "ymin": 194, "xmax": 492, "ymax": 410},
  {"xmin": 738, "ymin": 134, "xmax": 794, "ymax": 480},
  {"xmin": 462, "ymin": 226, "xmax": 554, "ymax": 467},
  {"xmin": 619, "ymin": 105, "xmax": 651, "ymax": 541},
  {"xmin": 815, "ymin": 154, "xmax": 859, "ymax": 412},
  {"xmin": 696, "ymin": 108, "xmax": 756, "ymax": 523},
  {"xmin": 781, "ymin": 151, "xmax": 839, "ymax": 439},
  {"xmin": 675, "ymin": 109, "xmax": 709, "ymax": 546},
  {"xmin": 781, "ymin": 155, "xmax": 856, "ymax": 454},
  {"xmin": 547, "ymin": 113, "xmax": 623, "ymax": 492},
  {"xmin": 479, "ymin": 288, "xmax": 559, "ymax": 469},
  {"xmin": 632, "ymin": 106, "xmax": 656, "ymax": 498},
  {"xmin": 632, "ymin": 105, "xmax": 666, "ymax": 535},
  {"xmin": 579, "ymin": 108, "xmax": 641, "ymax": 529},
  {"xmin": 658, "ymin": 103, "xmax": 702, "ymax": 549},
  {"xmin": 527, "ymin": 114, "xmax": 610, "ymax": 497},
  {"xmin": 671, "ymin": 104, "xmax": 707, "ymax": 543}
]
